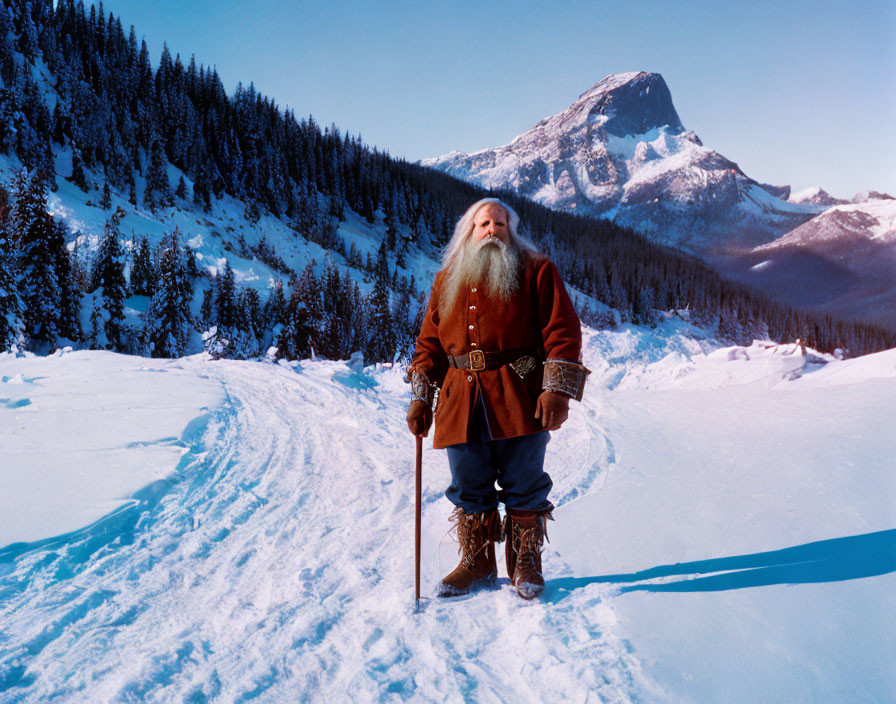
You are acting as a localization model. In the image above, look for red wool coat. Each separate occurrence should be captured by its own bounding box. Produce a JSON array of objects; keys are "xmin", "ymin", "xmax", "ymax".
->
[{"xmin": 410, "ymin": 254, "xmax": 582, "ymax": 449}]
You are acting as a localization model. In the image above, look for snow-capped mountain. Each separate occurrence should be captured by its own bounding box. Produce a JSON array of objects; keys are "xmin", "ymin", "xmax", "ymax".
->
[
  {"xmin": 421, "ymin": 71, "xmax": 819, "ymax": 254},
  {"xmin": 787, "ymin": 186, "xmax": 848, "ymax": 207},
  {"xmin": 718, "ymin": 199, "xmax": 896, "ymax": 328},
  {"xmin": 851, "ymin": 189, "xmax": 895, "ymax": 204}
]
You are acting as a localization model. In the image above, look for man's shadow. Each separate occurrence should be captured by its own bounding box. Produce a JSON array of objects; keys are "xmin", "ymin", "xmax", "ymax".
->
[{"xmin": 543, "ymin": 529, "xmax": 896, "ymax": 603}]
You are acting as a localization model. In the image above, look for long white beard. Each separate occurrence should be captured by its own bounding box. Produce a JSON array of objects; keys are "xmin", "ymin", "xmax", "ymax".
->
[{"xmin": 439, "ymin": 237, "xmax": 523, "ymax": 317}]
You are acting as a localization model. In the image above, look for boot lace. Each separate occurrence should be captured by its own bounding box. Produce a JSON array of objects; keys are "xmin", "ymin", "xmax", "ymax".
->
[
  {"xmin": 512, "ymin": 513, "xmax": 552, "ymax": 574},
  {"xmin": 448, "ymin": 507, "xmax": 497, "ymax": 569}
]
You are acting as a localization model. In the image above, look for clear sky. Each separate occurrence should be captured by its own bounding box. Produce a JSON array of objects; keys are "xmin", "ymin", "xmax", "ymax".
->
[{"xmin": 93, "ymin": 0, "xmax": 895, "ymax": 198}]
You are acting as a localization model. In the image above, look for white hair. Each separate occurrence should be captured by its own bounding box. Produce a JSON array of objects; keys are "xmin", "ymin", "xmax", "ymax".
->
[{"xmin": 437, "ymin": 198, "xmax": 539, "ymax": 315}]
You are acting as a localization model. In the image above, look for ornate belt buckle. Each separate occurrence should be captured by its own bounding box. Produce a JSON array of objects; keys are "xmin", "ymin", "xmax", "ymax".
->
[
  {"xmin": 510, "ymin": 355, "xmax": 536, "ymax": 379},
  {"xmin": 469, "ymin": 349, "xmax": 486, "ymax": 371}
]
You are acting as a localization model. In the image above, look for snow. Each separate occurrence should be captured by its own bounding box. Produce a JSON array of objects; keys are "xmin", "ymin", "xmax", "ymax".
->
[
  {"xmin": 0, "ymin": 151, "xmax": 437, "ymax": 308},
  {"xmin": 756, "ymin": 199, "xmax": 896, "ymax": 249},
  {"xmin": 0, "ymin": 350, "xmax": 224, "ymax": 546},
  {"xmin": 1, "ymin": 323, "xmax": 894, "ymax": 701}
]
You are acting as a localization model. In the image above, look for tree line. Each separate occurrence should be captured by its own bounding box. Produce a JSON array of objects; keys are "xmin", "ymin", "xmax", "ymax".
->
[
  {"xmin": 0, "ymin": 0, "xmax": 893, "ymax": 357},
  {"xmin": 0, "ymin": 168, "xmax": 424, "ymax": 361}
]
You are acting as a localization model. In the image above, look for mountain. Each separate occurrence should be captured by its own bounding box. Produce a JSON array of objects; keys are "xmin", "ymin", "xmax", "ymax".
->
[
  {"xmin": 717, "ymin": 199, "xmax": 896, "ymax": 329},
  {"xmin": 1, "ymin": 1, "xmax": 892, "ymax": 358},
  {"xmin": 852, "ymin": 189, "xmax": 895, "ymax": 204},
  {"xmin": 787, "ymin": 186, "xmax": 848, "ymax": 207},
  {"xmin": 421, "ymin": 71, "xmax": 819, "ymax": 254},
  {"xmin": 422, "ymin": 71, "xmax": 896, "ymax": 331}
]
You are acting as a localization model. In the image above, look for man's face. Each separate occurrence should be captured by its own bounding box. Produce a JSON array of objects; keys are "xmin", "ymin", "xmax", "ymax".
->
[{"xmin": 471, "ymin": 204, "xmax": 510, "ymax": 245}]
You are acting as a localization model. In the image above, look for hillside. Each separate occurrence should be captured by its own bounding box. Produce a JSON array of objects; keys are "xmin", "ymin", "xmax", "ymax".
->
[{"xmin": 1, "ymin": 1, "xmax": 893, "ymax": 359}]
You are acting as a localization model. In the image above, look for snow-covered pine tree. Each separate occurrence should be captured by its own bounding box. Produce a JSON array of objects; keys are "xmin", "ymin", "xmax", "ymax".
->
[
  {"xmin": 99, "ymin": 181, "xmax": 112, "ymax": 209},
  {"xmin": 384, "ymin": 192, "xmax": 398, "ymax": 250},
  {"xmin": 263, "ymin": 279, "xmax": 286, "ymax": 336},
  {"xmin": 390, "ymin": 287, "xmax": 414, "ymax": 361},
  {"xmin": 89, "ymin": 207, "xmax": 128, "ymax": 350},
  {"xmin": 277, "ymin": 278, "xmax": 313, "ymax": 360},
  {"xmin": 143, "ymin": 228, "xmax": 194, "ymax": 357},
  {"xmin": 192, "ymin": 162, "xmax": 211, "ymax": 211},
  {"xmin": 52, "ymin": 218, "xmax": 82, "ymax": 343},
  {"xmin": 236, "ymin": 286, "xmax": 262, "ymax": 357},
  {"xmin": 293, "ymin": 263, "xmax": 323, "ymax": 352},
  {"xmin": 70, "ymin": 147, "xmax": 89, "ymax": 192},
  {"xmin": 0, "ymin": 190, "xmax": 25, "ymax": 351},
  {"xmin": 130, "ymin": 235, "xmax": 156, "ymax": 297},
  {"xmin": 144, "ymin": 137, "xmax": 171, "ymax": 210},
  {"xmin": 9, "ymin": 168, "xmax": 62, "ymax": 349},
  {"xmin": 214, "ymin": 261, "xmax": 238, "ymax": 333},
  {"xmin": 366, "ymin": 241, "xmax": 394, "ymax": 362},
  {"xmin": 205, "ymin": 260, "xmax": 238, "ymax": 358}
]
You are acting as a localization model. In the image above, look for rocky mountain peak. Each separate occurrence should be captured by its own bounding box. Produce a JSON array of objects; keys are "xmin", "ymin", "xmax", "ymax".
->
[{"xmin": 572, "ymin": 71, "xmax": 686, "ymax": 137}]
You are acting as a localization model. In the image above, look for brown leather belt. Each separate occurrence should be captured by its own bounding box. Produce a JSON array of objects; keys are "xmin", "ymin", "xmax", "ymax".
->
[{"xmin": 447, "ymin": 346, "xmax": 543, "ymax": 372}]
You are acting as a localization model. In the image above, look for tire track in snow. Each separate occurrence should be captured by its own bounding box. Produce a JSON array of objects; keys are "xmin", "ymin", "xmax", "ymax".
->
[{"xmin": 0, "ymin": 357, "xmax": 656, "ymax": 702}]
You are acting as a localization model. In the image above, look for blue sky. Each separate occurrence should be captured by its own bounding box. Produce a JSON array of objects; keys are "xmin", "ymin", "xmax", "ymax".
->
[{"xmin": 95, "ymin": 0, "xmax": 895, "ymax": 198}]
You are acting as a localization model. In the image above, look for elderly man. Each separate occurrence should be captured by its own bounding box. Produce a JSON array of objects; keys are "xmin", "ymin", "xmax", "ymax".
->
[{"xmin": 406, "ymin": 197, "xmax": 589, "ymax": 600}]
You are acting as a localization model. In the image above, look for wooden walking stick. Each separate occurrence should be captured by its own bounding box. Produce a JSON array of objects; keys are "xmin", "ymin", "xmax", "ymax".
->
[{"xmin": 415, "ymin": 433, "xmax": 423, "ymax": 608}]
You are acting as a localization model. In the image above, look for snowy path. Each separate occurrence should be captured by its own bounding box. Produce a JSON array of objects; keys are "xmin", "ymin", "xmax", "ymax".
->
[
  {"xmin": 0, "ymin": 354, "xmax": 654, "ymax": 702},
  {"xmin": 3, "ymin": 326, "xmax": 895, "ymax": 702}
]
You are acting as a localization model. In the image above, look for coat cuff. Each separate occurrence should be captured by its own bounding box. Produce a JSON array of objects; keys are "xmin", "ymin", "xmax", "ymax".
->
[
  {"xmin": 542, "ymin": 359, "xmax": 591, "ymax": 402},
  {"xmin": 405, "ymin": 369, "xmax": 436, "ymax": 406}
]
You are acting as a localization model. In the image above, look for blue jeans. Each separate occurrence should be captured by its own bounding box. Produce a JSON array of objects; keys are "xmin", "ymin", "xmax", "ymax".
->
[{"xmin": 444, "ymin": 395, "xmax": 553, "ymax": 514}]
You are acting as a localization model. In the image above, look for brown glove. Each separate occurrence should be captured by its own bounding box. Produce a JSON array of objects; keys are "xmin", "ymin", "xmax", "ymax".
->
[
  {"xmin": 534, "ymin": 390, "xmax": 570, "ymax": 431},
  {"xmin": 407, "ymin": 400, "xmax": 433, "ymax": 437}
]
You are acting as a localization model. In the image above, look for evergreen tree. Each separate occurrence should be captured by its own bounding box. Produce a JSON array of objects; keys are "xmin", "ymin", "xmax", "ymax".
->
[
  {"xmin": 264, "ymin": 279, "xmax": 286, "ymax": 333},
  {"xmin": 237, "ymin": 286, "xmax": 262, "ymax": 356},
  {"xmin": 366, "ymin": 241, "xmax": 394, "ymax": 362},
  {"xmin": 99, "ymin": 181, "xmax": 112, "ymax": 209},
  {"xmin": 52, "ymin": 218, "xmax": 82, "ymax": 342},
  {"xmin": 143, "ymin": 228, "xmax": 193, "ymax": 357},
  {"xmin": 127, "ymin": 172, "xmax": 137, "ymax": 206},
  {"xmin": 89, "ymin": 207, "xmax": 128, "ymax": 349},
  {"xmin": 214, "ymin": 261, "xmax": 238, "ymax": 332},
  {"xmin": 0, "ymin": 195, "xmax": 25, "ymax": 351},
  {"xmin": 130, "ymin": 236, "xmax": 156, "ymax": 297},
  {"xmin": 144, "ymin": 137, "xmax": 171, "ymax": 209},
  {"xmin": 70, "ymin": 148, "xmax": 89, "ymax": 192},
  {"xmin": 9, "ymin": 168, "xmax": 62, "ymax": 348},
  {"xmin": 293, "ymin": 263, "xmax": 323, "ymax": 353},
  {"xmin": 277, "ymin": 277, "xmax": 313, "ymax": 359}
]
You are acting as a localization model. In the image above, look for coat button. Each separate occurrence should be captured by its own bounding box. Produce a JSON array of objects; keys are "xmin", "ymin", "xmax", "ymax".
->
[
  {"xmin": 471, "ymin": 288, "xmax": 477, "ymax": 293},
  {"xmin": 469, "ymin": 305, "xmax": 476, "ymax": 310},
  {"xmin": 468, "ymin": 325, "xmax": 474, "ymax": 330},
  {"xmin": 467, "ymin": 375, "xmax": 473, "ymax": 382}
]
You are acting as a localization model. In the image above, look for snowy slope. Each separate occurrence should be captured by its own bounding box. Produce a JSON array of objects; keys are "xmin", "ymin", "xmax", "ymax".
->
[
  {"xmin": 421, "ymin": 71, "xmax": 819, "ymax": 254},
  {"xmin": 2, "ymin": 321, "xmax": 894, "ymax": 701},
  {"xmin": 0, "ymin": 150, "xmax": 440, "ymax": 323},
  {"xmin": 0, "ymin": 350, "xmax": 223, "ymax": 546}
]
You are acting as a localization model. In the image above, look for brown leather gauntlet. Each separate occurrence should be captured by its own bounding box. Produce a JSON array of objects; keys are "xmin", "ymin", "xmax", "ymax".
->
[
  {"xmin": 406, "ymin": 369, "xmax": 436, "ymax": 407},
  {"xmin": 542, "ymin": 359, "xmax": 591, "ymax": 402}
]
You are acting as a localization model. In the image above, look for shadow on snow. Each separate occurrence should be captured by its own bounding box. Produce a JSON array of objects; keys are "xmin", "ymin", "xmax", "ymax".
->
[{"xmin": 543, "ymin": 529, "xmax": 896, "ymax": 602}]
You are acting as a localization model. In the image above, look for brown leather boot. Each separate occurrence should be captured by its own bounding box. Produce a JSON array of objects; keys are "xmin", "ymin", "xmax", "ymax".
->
[
  {"xmin": 504, "ymin": 508, "xmax": 553, "ymax": 600},
  {"xmin": 438, "ymin": 507, "xmax": 502, "ymax": 597}
]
